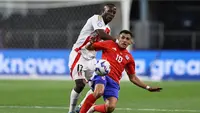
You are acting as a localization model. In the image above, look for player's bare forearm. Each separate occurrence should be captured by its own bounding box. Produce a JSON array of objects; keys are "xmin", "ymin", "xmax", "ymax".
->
[
  {"xmin": 128, "ymin": 74, "xmax": 163, "ymax": 92},
  {"xmin": 128, "ymin": 74, "xmax": 148, "ymax": 90},
  {"xmin": 85, "ymin": 43, "xmax": 95, "ymax": 50},
  {"xmin": 95, "ymin": 29, "xmax": 116, "ymax": 42}
]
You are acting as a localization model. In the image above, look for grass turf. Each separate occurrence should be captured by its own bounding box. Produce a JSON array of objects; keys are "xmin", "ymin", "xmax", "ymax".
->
[{"xmin": 0, "ymin": 80, "xmax": 199, "ymax": 113}]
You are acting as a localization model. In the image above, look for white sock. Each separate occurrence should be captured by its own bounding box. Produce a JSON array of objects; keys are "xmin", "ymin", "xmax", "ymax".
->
[
  {"xmin": 68, "ymin": 89, "xmax": 80, "ymax": 112},
  {"xmin": 78, "ymin": 89, "xmax": 93, "ymax": 108}
]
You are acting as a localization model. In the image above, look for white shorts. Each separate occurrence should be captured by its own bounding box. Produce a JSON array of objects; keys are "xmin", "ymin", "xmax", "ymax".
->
[{"xmin": 68, "ymin": 50, "xmax": 97, "ymax": 81}]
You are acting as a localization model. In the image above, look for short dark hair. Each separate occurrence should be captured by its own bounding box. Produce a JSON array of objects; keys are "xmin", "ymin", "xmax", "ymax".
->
[
  {"xmin": 101, "ymin": 3, "xmax": 116, "ymax": 13},
  {"xmin": 119, "ymin": 30, "xmax": 133, "ymax": 37},
  {"xmin": 104, "ymin": 3, "xmax": 116, "ymax": 8}
]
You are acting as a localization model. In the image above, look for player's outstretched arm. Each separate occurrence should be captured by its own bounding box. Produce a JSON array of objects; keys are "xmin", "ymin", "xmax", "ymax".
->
[
  {"xmin": 127, "ymin": 73, "xmax": 162, "ymax": 92},
  {"xmin": 95, "ymin": 29, "xmax": 116, "ymax": 42}
]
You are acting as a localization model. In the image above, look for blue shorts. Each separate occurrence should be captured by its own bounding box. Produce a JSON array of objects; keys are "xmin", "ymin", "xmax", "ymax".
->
[{"xmin": 91, "ymin": 75, "xmax": 120, "ymax": 100}]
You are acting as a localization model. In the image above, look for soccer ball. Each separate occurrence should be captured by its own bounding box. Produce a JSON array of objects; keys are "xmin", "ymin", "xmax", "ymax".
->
[{"xmin": 95, "ymin": 59, "xmax": 111, "ymax": 76}]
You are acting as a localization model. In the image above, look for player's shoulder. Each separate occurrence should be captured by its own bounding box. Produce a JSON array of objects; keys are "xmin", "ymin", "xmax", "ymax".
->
[
  {"xmin": 104, "ymin": 40, "xmax": 115, "ymax": 44},
  {"xmin": 98, "ymin": 40, "xmax": 115, "ymax": 47},
  {"xmin": 90, "ymin": 14, "xmax": 103, "ymax": 21}
]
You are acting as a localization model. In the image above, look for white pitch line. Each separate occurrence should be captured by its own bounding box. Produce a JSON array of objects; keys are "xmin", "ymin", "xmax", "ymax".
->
[{"xmin": 0, "ymin": 105, "xmax": 200, "ymax": 112}]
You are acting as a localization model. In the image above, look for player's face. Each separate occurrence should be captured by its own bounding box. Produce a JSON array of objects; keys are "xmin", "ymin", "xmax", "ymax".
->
[
  {"xmin": 117, "ymin": 33, "xmax": 133, "ymax": 49},
  {"xmin": 102, "ymin": 6, "xmax": 116, "ymax": 23}
]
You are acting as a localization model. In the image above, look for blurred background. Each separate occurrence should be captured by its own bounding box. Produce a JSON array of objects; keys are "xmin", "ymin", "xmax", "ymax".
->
[{"xmin": 0, "ymin": 0, "xmax": 199, "ymax": 81}]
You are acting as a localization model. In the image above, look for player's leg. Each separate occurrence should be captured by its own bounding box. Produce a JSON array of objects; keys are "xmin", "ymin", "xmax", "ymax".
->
[
  {"xmin": 78, "ymin": 69, "xmax": 95, "ymax": 108},
  {"xmin": 105, "ymin": 97, "xmax": 118, "ymax": 112},
  {"xmin": 87, "ymin": 97, "xmax": 118, "ymax": 113},
  {"xmin": 88, "ymin": 75, "xmax": 119, "ymax": 113},
  {"xmin": 76, "ymin": 64, "xmax": 96, "ymax": 112},
  {"xmin": 69, "ymin": 79, "xmax": 87, "ymax": 113},
  {"xmin": 68, "ymin": 62, "xmax": 87, "ymax": 113},
  {"xmin": 76, "ymin": 89, "xmax": 93, "ymax": 111},
  {"xmin": 80, "ymin": 75, "xmax": 106, "ymax": 113},
  {"xmin": 79, "ymin": 84, "xmax": 104, "ymax": 113},
  {"xmin": 74, "ymin": 59, "xmax": 96, "ymax": 113}
]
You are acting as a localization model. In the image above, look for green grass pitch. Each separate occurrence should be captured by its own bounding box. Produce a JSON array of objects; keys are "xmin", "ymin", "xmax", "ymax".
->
[{"xmin": 0, "ymin": 80, "xmax": 200, "ymax": 113}]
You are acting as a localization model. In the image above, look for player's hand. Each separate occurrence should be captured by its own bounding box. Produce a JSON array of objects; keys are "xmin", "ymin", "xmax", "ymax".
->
[
  {"xmin": 89, "ymin": 37, "xmax": 96, "ymax": 44},
  {"xmin": 90, "ymin": 37, "xmax": 100, "ymax": 44},
  {"xmin": 147, "ymin": 87, "xmax": 162, "ymax": 92}
]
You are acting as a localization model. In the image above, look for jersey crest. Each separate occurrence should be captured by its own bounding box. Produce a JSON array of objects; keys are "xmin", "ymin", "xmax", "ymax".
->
[{"xmin": 125, "ymin": 55, "xmax": 130, "ymax": 60}]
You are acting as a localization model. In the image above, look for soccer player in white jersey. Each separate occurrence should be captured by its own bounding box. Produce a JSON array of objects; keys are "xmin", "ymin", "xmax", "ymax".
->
[{"xmin": 68, "ymin": 4, "xmax": 117, "ymax": 113}]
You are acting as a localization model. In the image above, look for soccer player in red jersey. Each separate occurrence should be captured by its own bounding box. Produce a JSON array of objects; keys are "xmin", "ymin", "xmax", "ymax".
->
[{"xmin": 79, "ymin": 30, "xmax": 162, "ymax": 113}]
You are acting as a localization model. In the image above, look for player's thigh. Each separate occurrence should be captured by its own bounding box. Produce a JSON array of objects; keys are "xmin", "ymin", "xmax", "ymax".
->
[
  {"xmin": 68, "ymin": 50, "xmax": 78, "ymax": 68},
  {"xmin": 84, "ymin": 58, "xmax": 96, "ymax": 79},
  {"xmin": 84, "ymin": 69, "xmax": 94, "ymax": 80},
  {"xmin": 73, "ymin": 58, "xmax": 96, "ymax": 80},
  {"xmin": 103, "ymin": 76, "xmax": 120, "ymax": 100},
  {"xmin": 90, "ymin": 75, "xmax": 107, "ymax": 98},
  {"xmin": 94, "ymin": 84, "xmax": 105, "ymax": 96},
  {"xmin": 71, "ymin": 62, "xmax": 86, "ymax": 80}
]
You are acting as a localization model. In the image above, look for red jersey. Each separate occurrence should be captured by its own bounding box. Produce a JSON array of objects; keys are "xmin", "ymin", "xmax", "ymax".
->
[{"xmin": 93, "ymin": 40, "xmax": 136, "ymax": 84}]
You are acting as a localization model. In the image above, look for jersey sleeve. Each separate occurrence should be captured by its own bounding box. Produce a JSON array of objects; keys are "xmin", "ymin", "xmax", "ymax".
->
[
  {"xmin": 125, "ymin": 56, "xmax": 136, "ymax": 75},
  {"xmin": 93, "ymin": 40, "xmax": 112, "ymax": 51},
  {"xmin": 91, "ymin": 15, "xmax": 106, "ymax": 30}
]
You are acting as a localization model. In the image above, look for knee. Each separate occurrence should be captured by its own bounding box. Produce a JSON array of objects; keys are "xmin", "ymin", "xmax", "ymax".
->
[
  {"xmin": 93, "ymin": 90, "xmax": 104, "ymax": 99},
  {"xmin": 74, "ymin": 80, "xmax": 86, "ymax": 93},
  {"xmin": 106, "ymin": 104, "xmax": 116, "ymax": 113}
]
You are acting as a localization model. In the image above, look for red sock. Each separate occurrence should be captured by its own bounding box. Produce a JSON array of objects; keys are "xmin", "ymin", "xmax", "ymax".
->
[
  {"xmin": 80, "ymin": 93, "xmax": 96, "ymax": 113},
  {"xmin": 94, "ymin": 104, "xmax": 106, "ymax": 113}
]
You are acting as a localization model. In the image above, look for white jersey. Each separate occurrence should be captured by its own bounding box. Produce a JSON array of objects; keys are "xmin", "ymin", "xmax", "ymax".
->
[
  {"xmin": 72, "ymin": 14, "xmax": 111, "ymax": 60},
  {"xmin": 68, "ymin": 15, "xmax": 111, "ymax": 80}
]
